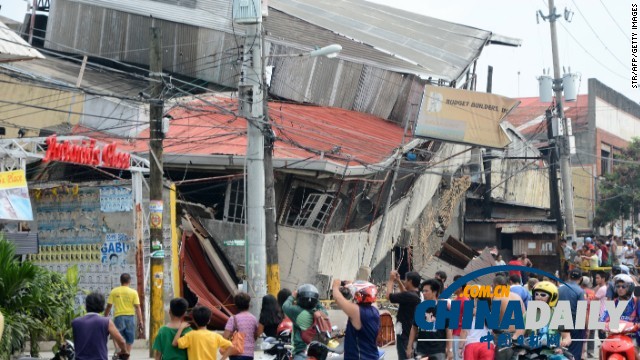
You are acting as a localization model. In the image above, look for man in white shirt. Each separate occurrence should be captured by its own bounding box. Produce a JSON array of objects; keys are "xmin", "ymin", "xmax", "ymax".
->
[
  {"xmin": 623, "ymin": 241, "xmax": 636, "ymax": 266},
  {"xmin": 593, "ymin": 271, "xmax": 608, "ymax": 344}
]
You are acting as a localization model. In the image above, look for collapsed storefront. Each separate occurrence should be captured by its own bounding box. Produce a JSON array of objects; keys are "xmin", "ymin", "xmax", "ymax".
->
[{"xmin": 0, "ymin": 136, "xmax": 238, "ymax": 328}]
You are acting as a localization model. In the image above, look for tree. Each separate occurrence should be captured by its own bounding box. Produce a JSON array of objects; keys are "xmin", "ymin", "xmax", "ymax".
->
[
  {"xmin": 594, "ymin": 138, "xmax": 640, "ymax": 229},
  {"xmin": 0, "ymin": 239, "xmax": 82, "ymax": 358}
]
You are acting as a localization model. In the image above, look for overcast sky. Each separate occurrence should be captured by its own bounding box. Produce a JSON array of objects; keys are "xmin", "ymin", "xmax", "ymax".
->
[
  {"xmin": 1, "ymin": 0, "xmax": 636, "ymax": 103},
  {"xmin": 369, "ymin": 0, "xmax": 636, "ymax": 103}
]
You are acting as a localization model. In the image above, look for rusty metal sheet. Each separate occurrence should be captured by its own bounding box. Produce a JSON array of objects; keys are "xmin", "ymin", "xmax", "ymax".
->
[{"xmin": 0, "ymin": 19, "xmax": 44, "ymax": 62}]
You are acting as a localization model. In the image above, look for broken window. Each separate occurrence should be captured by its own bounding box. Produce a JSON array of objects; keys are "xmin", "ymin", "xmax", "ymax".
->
[
  {"xmin": 224, "ymin": 180, "xmax": 245, "ymax": 223},
  {"xmin": 292, "ymin": 193, "xmax": 340, "ymax": 231}
]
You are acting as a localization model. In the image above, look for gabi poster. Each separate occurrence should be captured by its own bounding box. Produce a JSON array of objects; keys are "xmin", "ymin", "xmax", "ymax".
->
[{"xmin": 0, "ymin": 169, "xmax": 33, "ymax": 221}]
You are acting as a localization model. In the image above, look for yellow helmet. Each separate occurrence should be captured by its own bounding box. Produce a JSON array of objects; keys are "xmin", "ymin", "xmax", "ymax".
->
[{"xmin": 532, "ymin": 281, "xmax": 559, "ymax": 307}]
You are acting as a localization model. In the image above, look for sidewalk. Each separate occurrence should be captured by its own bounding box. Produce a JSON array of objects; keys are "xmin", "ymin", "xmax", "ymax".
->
[{"xmin": 34, "ymin": 341, "xmax": 152, "ymax": 360}]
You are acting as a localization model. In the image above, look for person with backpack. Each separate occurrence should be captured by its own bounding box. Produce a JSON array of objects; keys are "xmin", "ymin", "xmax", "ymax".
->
[
  {"xmin": 282, "ymin": 284, "xmax": 330, "ymax": 360},
  {"xmin": 332, "ymin": 279, "xmax": 381, "ymax": 360}
]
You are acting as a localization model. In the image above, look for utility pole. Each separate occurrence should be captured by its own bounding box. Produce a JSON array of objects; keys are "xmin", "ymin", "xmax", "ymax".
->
[
  {"xmin": 261, "ymin": 32, "xmax": 280, "ymax": 297},
  {"xmin": 541, "ymin": 0, "xmax": 577, "ymax": 241},
  {"xmin": 545, "ymin": 108, "xmax": 563, "ymax": 231},
  {"xmin": 239, "ymin": 20, "xmax": 267, "ymax": 317},
  {"xmin": 482, "ymin": 66, "xmax": 493, "ymax": 219},
  {"xmin": 233, "ymin": 0, "xmax": 341, "ymax": 307},
  {"xmin": 148, "ymin": 26, "xmax": 165, "ymax": 357},
  {"xmin": 28, "ymin": 0, "xmax": 37, "ymax": 44}
]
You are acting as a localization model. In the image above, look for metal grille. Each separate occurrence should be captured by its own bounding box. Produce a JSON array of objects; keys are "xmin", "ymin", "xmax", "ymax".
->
[
  {"xmin": 293, "ymin": 193, "xmax": 340, "ymax": 231},
  {"xmin": 224, "ymin": 180, "xmax": 245, "ymax": 224}
]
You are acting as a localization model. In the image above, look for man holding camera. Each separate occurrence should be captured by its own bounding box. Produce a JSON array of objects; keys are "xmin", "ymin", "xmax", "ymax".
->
[{"xmin": 386, "ymin": 270, "xmax": 421, "ymax": 360}]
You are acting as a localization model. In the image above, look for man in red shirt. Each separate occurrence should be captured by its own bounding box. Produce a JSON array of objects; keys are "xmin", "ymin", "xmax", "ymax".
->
[{"xmin": 508, "ymin": 255, "xmax": 524, "ymax": 283}]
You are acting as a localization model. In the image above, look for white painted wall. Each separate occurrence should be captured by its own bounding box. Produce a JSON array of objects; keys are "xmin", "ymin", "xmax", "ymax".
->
[{"xmin": 595, "ymin": 97, "xmax": 640, "ymax": 141}]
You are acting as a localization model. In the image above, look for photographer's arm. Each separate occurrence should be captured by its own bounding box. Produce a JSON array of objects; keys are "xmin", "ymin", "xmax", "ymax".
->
[
  {"xmin": 386, "ymin": 272, "xmax": 395, "ymax": 300},
  {"xmin": 332, "ymin": 279, "xmax": 361, "ymax": 329}
]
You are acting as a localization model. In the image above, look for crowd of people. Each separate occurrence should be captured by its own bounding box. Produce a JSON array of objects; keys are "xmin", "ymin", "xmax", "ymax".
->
[
  {"xmin": 384, "ymin": 251, "xmax": 640, "ymax": 360},
  {"xmin": 19, "ymin": 239, "xmax": 640, "ymax": 360},
  {"xmin": 561, "ymin": 235, "xmax": 640, "ymax": 274}
]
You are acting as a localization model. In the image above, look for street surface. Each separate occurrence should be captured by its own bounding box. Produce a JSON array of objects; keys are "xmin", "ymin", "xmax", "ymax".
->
[
  {"xmin": 34, "ymin": 340, "xmax": 602, "ymax": 360},
  {"xmin": 37, "ymin": 345, "xmax": 400, "ymax": 360}
]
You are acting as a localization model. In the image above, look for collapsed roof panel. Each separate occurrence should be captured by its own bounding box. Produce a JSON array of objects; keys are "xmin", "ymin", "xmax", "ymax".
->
[{"xmin": 0, "ymin": 19, "xmax": 44, "ymax": 62}]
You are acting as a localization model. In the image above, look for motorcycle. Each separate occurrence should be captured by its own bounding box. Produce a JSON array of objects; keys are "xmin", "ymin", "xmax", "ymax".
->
[
  {"xmin": 259, "ymin": 317, "xmax": 294, "ymax": 360},
  {"xmin": 307, "ymin": 327, "xmax": 384, "ymax": 360},
  {"xmin": 601, "ymin": 320, "xmax": 638, "ymax": 360},
  {"xmin": 307, "ymin": 341, "xmax": 344, "ymax": 360},
  {"xmin": 17, "ymin": 340, "xmax": 76, "ymax": 360}
]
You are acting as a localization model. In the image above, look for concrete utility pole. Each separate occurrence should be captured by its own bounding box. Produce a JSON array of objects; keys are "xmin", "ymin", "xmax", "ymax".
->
[
  {"xmin": 261, "ymin": 32, "xmax": 280, "ymax": 297},
  {"xmin": 542, "ymin": 0, "xmax": 577, "ymax": 241},
  {"xmin": 234, "ymin": 0, "xmax": 341, "ymax": 308},
  {"xmin": 148, "ymin": 27, "xmax": 165, "ymax": 356},
  {"xmin": 239, "ymin": 21, "xmax": 267, "ymax": 317}
]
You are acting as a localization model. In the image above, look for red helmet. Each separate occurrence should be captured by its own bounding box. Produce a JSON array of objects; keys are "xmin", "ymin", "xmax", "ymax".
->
[
  {"xmin": 277, "ymin": 317, "xmax": 292, "ymax": 337},
  {"xmin": 347, "ymin": 281, "xmax": 377, "ymax": 304}
]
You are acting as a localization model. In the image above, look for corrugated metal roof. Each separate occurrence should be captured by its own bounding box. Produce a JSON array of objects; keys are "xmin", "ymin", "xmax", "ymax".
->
[
  {"xmin": 60, "ymin": 0, "xmax": 519, "ymax": 81},
  {"xmin": 183, "ymin": 231, "xmax": 234, "ymax": 329},
  {"xmin": 504, "ymin": 95, "xmax": 589, "ymax": 137},
  {"xmin": 73, "ymin": 95, "xmax": 410, "ymax": 174},
  {"xmin": 462, "ymin": 248, "xmax": 497, "ymax": 286},
  {"xmin": 0, "ymin": 56, "xmax": 148, "ymax": 98},
  {"xmin": 63, "ymin": 0, "xmax": 233, "ymax": 33},
  {"xmin": 270, "ymin": 0, "xmax": 519, "ymax": 81},
  {"xmin": 0, "ymin": 19, "xmax": 44, "ymax": 62}
]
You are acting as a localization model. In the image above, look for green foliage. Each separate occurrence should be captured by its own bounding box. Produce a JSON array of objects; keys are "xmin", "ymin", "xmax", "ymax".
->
[
  {"xmin": 594, "ymin": 137, "xmax": 640, "ymax": 228},
  {"xmin": 0, "ymin": 240, "xmax": 82, "ymax": 358}
]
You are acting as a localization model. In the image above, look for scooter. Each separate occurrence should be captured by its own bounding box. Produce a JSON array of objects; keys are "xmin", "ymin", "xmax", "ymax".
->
[
  {"xmin": 307, "ymin": 341, "xmax": 344, "ymax": 360},
  {"xmin": 601, "ymin": 320, "xmax": 638, "ymax": 360},
  {"xmin": 17, "ymin": 340, "xmax": 76, "ymax": 360},
  {"xmin": 259, "ymin": 317, "xmax": 294, "ymax": 360},
  {"xmin": 307, "ymin": 327, "xmax": 384, "ymax": 360}
]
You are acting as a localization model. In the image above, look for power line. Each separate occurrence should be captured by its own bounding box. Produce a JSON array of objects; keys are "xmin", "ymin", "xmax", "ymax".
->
[
  {"xmin": 598, "ymin": 0, "xmax": 631, "ymax": 42},
  {"xmin": 557, "ymin": 21, "xmax": 628, "ymax": 80},
  {"xmin": 569, "ymin": 0, "xmax": 630, "ymax": 71}
]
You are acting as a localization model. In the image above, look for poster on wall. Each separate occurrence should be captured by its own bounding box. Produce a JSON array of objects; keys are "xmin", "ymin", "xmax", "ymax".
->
[
  {"xmin": 0, "ymin": 169, "xmax": 33, "ymax": 220},
  {"xmin": 101, "ymin": 233, "xmax": 130, "ymax": 265},
  {"xmin": 100, "ymin": 186, "xmax": 133, "ymax": 212}
]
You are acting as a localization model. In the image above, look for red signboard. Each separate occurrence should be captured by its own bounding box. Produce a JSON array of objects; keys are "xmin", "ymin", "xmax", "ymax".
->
[{"xmin": 43, "ymin": 136, "xmax": 131, "ymax": 170}]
